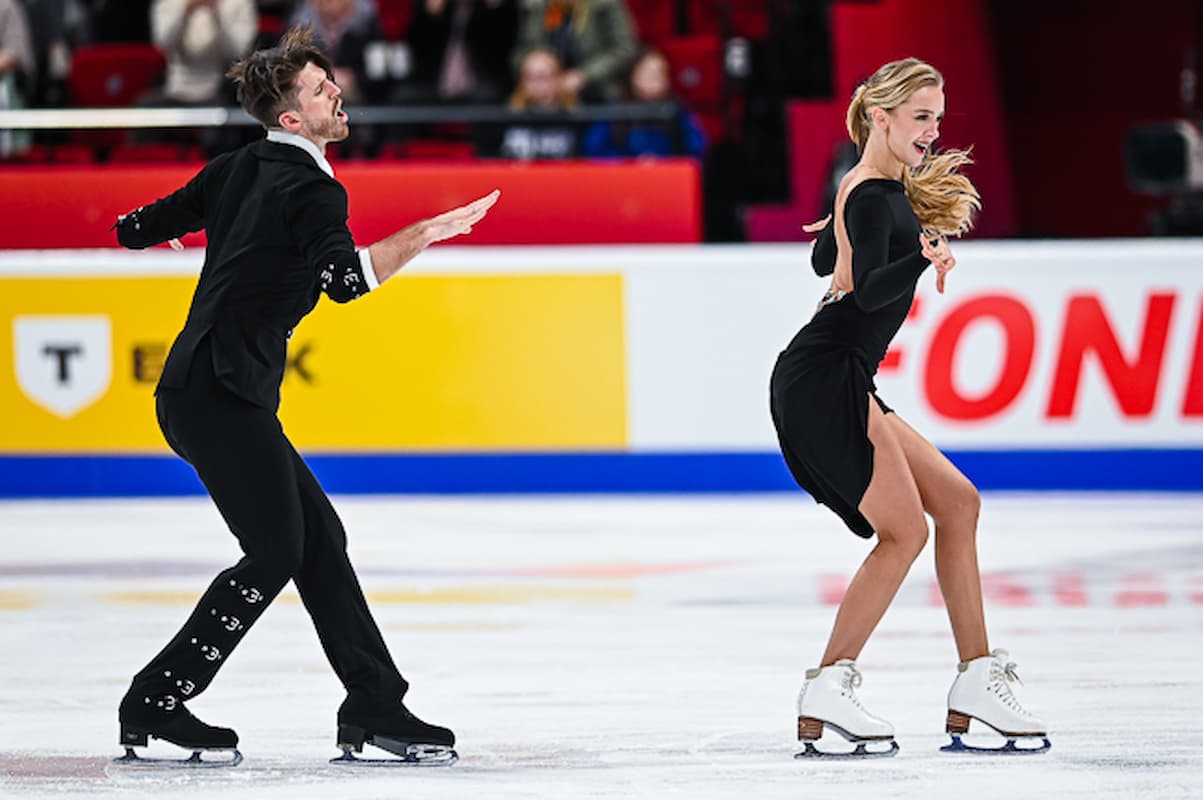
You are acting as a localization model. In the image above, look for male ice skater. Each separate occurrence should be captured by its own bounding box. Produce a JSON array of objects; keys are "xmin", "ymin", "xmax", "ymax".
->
[{"xmin": 113, "ymin": 25, "xmax": 499, "ymax": 766}]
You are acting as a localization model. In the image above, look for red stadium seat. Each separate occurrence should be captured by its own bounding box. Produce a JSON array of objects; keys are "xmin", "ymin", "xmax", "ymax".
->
[
  {"xmin": 659, "ymin": 35, "xmax": 723, "ymax": 112},
  {"xmin": 375, "ymin": 0, "xmax": 414, "ymax": 41},
  {"xmin": 686, "ymin": 0, "xmax": 770, "ymax": 39},
  {"xmin": 377, "ymin": 140, "xmax": 477, "ymax": 161},
  {"xmin": 47, "ymin": 144, "xmax": 98, "ymax": 163},
  {"xmin": 626, "ymin": 0, "xmax": 676, "ymax": 43},
  {"xmin": 108, "ymin": 143, "xmax": 205, "ymax": 163},
  {"xmin": 68, "ymin": 44, "xmax": 166, "ymax": 107}
]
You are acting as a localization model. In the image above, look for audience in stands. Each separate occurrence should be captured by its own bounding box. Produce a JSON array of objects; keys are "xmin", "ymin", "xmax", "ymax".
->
[
  {"xmin": 8, "ymin": 0, "xmax": 727, "ymax": 172},
  {"xmin": 18, "ymin": 0, "xmax": 91, "ymax": 107},
  {"xmin": 89, "ymin": 0, "xmax": 152, "ymax": 42},
  {"xmin": 513, "ymin": 0, "xmax": 637, "ymax": 102},
  {"xmin": 580, "ymin": 47, "xmax": 705, "ymax": 159},
  {"xmin": 0, "ymin": 0, "xmax": 34, "ymax": 155},
  {"xmin": 476, "ymin": 46, "xmax": 578, "ymax": 159},
  {"xmin": 148, "ymin": 0, "xmax": 257, "ymax": 106},
  {"xmin": 403, "ymin": 0, "xmax": 517, "ymax": 104},
  {"xmin": 290, "ymin": 0, "xmax": 385, "ymax": 104}
]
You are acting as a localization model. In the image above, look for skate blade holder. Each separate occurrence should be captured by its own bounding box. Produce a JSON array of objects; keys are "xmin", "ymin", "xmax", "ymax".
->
[
  {"xmin": 795, "ymin": 721, "xmax": 898, "ymax": 760},
  {"xmin": 942, "ymin": 714, "xmax": 1050, "ymax": 755},
  {"xmin": 331, "ymin": 735, "xmax": 458, "ymax": 767},
  {"xmin": 795, "ymin": 739, "xmax": 899, "ymax": 760},
  {"xmin": 113, "ymin": 747, "xmax": 243, "ymax": 768},
  {"xmin": 941, "ymin": 732, "xmax": 1051, "ymax": 755}
]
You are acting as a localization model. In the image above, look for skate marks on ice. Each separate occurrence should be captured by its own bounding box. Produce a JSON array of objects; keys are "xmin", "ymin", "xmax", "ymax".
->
[{"xmin": 1, "ymin": 495, "xmax": 1203, "ymax": 799}]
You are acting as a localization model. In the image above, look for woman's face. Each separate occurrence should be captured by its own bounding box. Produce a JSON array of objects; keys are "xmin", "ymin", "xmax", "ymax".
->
[
  {"xmin": 521, "ymin": 51, "xmax": 561, "ymax": 107},
  {"xmin": 630, "ymin": 55, "xmax": 670, "ymax": 102},
  {"xmin": 882, "ymin": 84, "xmax": 944, "ymax": 168}
]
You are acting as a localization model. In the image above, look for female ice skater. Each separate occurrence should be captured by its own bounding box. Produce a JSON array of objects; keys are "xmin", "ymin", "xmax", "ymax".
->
[{"xmin": 769, "ymin": 58, "xmax": 1049, "ymax": 758}]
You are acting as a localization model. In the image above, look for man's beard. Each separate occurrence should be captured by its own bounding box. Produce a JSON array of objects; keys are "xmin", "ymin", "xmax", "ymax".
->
[{"xmin": 304, "ymin": 115, "xmax": 349, "ymax": 143}]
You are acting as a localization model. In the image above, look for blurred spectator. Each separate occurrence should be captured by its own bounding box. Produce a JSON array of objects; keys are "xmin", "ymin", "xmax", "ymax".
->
[
  {"xmin": 290, "ymin": 0, "xmax": 384, "ymax": 104},
  {"xmin": 404, "ymin": 0, "xmax": 517, "ymax": 104},
  {"xmin": 477, "ymin": 46, "xmax": 577, "ymax": 159},
  {"xmin": 513, "ymin": 0, "xmax": 635, "ymax": 102},
  {"xmin": 0, "ymin": 0, "xmax": 34, "ymax": 156},
  {"xmin": 89, "ymin": 0, "xmax": 152, "ymax": 42},
  {"xmin": 19, "ymin": 0, "xmax": 91, "ymax": 107},
  {"xmin": 581, "ymin": 48, "xmax": 705, "ymax": 159},
  {"xmin": 149, "ymin": 0, "xmax": 257, "ymax": 105}
]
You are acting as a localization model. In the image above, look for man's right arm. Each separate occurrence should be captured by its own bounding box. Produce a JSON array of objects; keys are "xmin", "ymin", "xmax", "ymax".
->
[{"xmin": 367, "ymin": 190, "xmax": 501, "ymax": 284}]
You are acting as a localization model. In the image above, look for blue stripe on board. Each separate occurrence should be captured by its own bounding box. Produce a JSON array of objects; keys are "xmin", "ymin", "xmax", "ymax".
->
[{"xmin": 1, "ymin": 450, "xmax": 1202, "ymax": 497}]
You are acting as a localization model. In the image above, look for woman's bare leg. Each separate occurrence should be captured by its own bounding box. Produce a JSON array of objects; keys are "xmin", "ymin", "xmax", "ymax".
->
[
  {"xmin": 885, "ymin": 413, "xmax": 988, "ymax": 662},
  {"xmin": 819, "ymin": 399, "xmax": 929, "ymax": 665}
]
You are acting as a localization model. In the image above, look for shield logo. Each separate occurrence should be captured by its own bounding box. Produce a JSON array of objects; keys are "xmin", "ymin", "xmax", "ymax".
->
[{"xmin": 14, "ymin": 316, "xmax": 113, "ymax": 418}]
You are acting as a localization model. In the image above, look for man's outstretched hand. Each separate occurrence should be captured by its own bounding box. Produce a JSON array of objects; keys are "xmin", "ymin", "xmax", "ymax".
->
[{"xmin": 425, "ymin": 190, "xmax": 501, "ymax": 244}]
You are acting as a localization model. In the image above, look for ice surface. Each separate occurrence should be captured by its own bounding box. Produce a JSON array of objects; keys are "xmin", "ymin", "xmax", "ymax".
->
[{"xmin": 1, "ymin": 494, "xmax": 1201, "ymax": 799}]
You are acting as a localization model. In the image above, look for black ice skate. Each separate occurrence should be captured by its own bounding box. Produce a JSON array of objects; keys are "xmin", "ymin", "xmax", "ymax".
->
[
  {"xmin": 114, "ymin": 691, "xmax": 242, "ymax": 768},
  {"xmin": 331, "ymin": 700, "xmax": 458, "ymax": 766}
]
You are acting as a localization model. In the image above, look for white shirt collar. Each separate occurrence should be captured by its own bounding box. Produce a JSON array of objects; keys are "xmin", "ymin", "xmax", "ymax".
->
[{"xmin": 265, "ymin": 129, "xmax": 334, "ymax": 178}]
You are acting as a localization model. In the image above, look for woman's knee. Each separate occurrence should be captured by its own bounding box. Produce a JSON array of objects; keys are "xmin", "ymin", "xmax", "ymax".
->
[
  {"xmin": 878, "ymin": 518, "xmax": 929, "ymax": 561},
  {"xmin": 935, "ymin": 479, "xmax": 981, "ymax": 530}
]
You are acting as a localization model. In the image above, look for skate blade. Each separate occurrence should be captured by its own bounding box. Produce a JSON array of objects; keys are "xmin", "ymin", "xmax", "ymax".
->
[
  {"xmin": 795, "ymin": 739, "xmax": 899, "ymax": 760},
  {"xmin": 941, "ymin": 733, "xmax": 1051, "ymax": 755},
  {"xmin": 331, "ymin": 739, "xmax": 458, "ymax": 767},
  {"xmin": 113, "ymin": 747, "xmax": 243, "ymax": 768}
]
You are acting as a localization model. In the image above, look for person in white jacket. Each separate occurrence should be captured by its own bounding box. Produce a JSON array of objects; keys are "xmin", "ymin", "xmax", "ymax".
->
[{"xmin": 151, "ymin": 0, "xmax": 257, "ymax": 105}]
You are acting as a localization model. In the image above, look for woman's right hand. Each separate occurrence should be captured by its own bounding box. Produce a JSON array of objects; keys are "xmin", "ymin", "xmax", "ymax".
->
[
  {"xmin": 801, "ymin": 214, "xmax": 831, "ymax": 234},
  {"xmin": 920, "ymin": 233, "xmax": 956, "ymax": 294}
]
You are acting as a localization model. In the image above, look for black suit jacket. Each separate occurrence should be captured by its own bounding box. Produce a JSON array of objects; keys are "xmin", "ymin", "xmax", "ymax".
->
[{"xmin": 116, "ymin": 139, "xmax": 371, "ymax": 411}]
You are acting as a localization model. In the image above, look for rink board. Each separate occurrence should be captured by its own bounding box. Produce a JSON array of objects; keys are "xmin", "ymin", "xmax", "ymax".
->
[{"xmin": 1, "ymin": 242, "xmax": 1202, "ymax": 495}]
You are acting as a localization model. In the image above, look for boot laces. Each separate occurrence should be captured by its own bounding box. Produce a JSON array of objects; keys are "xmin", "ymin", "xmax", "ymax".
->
[
  {"xmin": 837, "ymin": 662, "xmax": 867, "ymax": 709},
  {"xmin": 987, "ymin": 650, "xmax": 1032, "ymax": 715}
]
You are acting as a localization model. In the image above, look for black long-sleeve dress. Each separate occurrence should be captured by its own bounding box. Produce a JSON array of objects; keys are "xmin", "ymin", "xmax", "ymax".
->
[{"xmin": 769, "ymin": 178, "xmax": 930, "ymax": 538}]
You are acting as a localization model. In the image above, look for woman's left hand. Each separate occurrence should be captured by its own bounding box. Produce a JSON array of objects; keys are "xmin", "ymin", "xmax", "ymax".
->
[{"xmin": 920, "ymin": 233, "xmax": 956, "ymax": 294}]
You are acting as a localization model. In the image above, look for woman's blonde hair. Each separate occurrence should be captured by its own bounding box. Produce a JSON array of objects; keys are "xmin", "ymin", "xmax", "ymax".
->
[{"xmin": 846, "ymin": 58, "xmax": 981, "ymax": 237}]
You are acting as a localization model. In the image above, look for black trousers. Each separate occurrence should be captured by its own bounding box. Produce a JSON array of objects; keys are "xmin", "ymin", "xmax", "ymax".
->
[{"xmin": 130, "ymin": 336, "xmax": 407, "ymax": 708}]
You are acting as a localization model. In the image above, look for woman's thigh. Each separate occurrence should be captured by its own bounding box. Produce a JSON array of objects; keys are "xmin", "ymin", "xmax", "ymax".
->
[{"xmin": 858, "ymin": 398, "xmax": 928, "ymax": 548}]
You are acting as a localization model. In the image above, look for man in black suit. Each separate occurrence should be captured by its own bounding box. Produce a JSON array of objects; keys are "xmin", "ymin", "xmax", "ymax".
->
[{"xmin": 113, "ymin": 25, "xmax": 498, "ymax": 765}]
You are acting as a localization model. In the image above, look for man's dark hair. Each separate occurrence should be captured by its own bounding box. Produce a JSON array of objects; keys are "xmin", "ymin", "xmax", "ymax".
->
[{"xmin": 227, "ymin": 27, "xmax": 336, "ymax": 129}]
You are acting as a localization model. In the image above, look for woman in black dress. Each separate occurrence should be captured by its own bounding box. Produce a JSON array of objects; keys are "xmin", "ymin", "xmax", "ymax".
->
[{"xmin": 771, "ymin": 58, "xmax": 1049, "ymax": 757}]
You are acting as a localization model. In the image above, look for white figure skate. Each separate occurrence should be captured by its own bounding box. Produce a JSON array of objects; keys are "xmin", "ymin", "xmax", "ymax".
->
[
  {"xmin": 795, "ymin": 659, "xmax": 898, "ymax": 759},
  {"xmin": 943, "ymin": 649, "xmax": 1050, "ymax": 754}
]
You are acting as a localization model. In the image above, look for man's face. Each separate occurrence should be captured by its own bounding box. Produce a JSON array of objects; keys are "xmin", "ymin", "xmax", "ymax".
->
[{"xmin": 287, "ymin": 61, "xmax": 349, "ymax": 145}]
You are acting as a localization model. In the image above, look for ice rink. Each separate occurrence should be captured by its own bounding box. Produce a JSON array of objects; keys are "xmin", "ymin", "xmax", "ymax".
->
[{"xmin": 1, "ymin": 493, "xmax": 1201, "ymax": 799}]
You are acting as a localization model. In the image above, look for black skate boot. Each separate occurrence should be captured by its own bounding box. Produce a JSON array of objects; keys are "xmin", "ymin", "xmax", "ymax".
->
[
  {"xmin": 332, "ymin": 697, "xmax": 457, "ymax": 766},
  {"xmin": 114, "ymin": 690, "xmax": 242, "ymax": 768}
]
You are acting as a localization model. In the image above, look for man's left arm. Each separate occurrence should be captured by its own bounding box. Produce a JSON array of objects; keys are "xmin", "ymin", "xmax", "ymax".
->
[
  {"xmin": 291, "ymin": 179, "xmax": 376, "ymax": 304},
  {"xmin": 114, "ymin": 164, "xmax": 208, "ymax": 249}
]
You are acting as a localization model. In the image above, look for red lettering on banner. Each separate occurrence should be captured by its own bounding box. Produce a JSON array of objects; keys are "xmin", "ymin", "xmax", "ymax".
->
[
  {"xmin": 1182, "ymin": 299, "xmax": 1203, "ymax": 417},
  {"xmin": 1047, "ymin": 293, "xmax": 1176, "ymax": 418},
  {"xmin": 924, "ymin": 295, "xmax": 1035, "ymax": 420}
]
